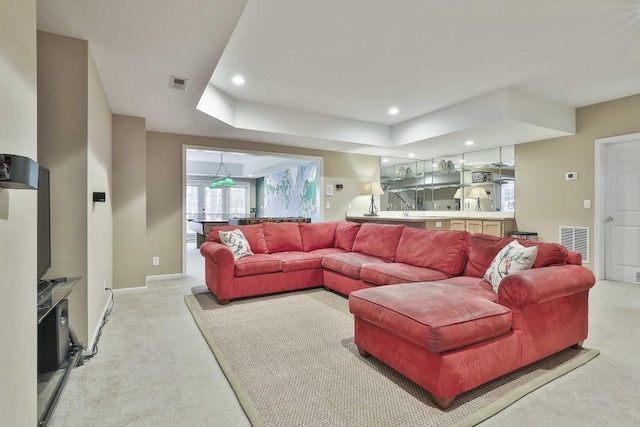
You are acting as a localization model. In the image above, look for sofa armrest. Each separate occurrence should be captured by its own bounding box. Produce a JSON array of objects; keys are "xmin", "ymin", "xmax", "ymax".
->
[
  {"xmin": 498, "ymin": 265, "xmax": 596, "ymax": 310},
  {"xmin": 200, "ymin": 241, "xmax": 235, "ymax": 299}
]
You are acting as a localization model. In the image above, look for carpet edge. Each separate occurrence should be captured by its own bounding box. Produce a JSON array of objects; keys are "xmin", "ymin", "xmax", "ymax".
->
[
  {"xmin": 453, "ymin": 348, "xmax": 601, "ymax": 427},
  {"xmin": 184, "ymin": 295, "xmax": 264, "ymax": 427}
]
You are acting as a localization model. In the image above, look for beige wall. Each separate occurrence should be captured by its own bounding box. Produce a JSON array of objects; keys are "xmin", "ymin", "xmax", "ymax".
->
[
  {"xmin": 146, "ymin": 131, "xmax": 379, "ymax": 276},
  {"xmin": 113, "ymin": 115, "xmax": 146, "ymax": 289},
  {"xmin": 0, "ymin": 0, "xmax": 38, "ymax": 423},
  {"xmin": 38, "ymin": 31, "xmax": 113, "ymax": 345},
  {"xmin": 516, "ymin": 93, "xmax": 640, "ymax": 270},
  {"xmin": 38, "ymin": 31, "xmax": 90, "ymax": 345},
  {"xmin": 87, "ymin": 50, "xmax": 113, "ymax": 341}
]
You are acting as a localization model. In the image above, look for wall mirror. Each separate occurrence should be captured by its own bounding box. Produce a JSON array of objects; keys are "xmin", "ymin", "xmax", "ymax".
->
[{"xmin": 380, "ymin": 145, "xmax": 515, "ymax": 213}]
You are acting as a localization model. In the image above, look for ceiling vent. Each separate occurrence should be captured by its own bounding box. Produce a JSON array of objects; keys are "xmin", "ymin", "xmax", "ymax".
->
[{"xmin": 169, "ymin": 76, "xmax": 189, "ymax": 91}]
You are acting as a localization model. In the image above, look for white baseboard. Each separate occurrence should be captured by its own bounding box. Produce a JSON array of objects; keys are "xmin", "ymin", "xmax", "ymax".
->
[
  {"xmin": 85, "ymin": 291, "xmax": 113, "ymax": 356},
  {"xmin": 112, "ymin": 284, "xmax": 148, "ymax": 293},
  {"xmin": 146, "ymin": 273, "xmax": 184, "ymax": 283}
]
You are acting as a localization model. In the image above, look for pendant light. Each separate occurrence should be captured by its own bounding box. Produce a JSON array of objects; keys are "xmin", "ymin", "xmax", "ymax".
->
[{"xmin": 209, "ymin": 153, "xmax": 236, "ymax": 188}]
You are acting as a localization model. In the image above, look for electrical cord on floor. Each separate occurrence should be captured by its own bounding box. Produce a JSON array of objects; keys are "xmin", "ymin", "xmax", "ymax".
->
[{"xmin": 83, "ymin": 288, "xmax": 114, "ymax": 361}]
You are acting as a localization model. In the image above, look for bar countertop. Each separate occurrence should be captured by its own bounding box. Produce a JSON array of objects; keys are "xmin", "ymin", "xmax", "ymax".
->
[{"xmin": 346, "ymin": 210, "xmax": 514, "ymax": 222}]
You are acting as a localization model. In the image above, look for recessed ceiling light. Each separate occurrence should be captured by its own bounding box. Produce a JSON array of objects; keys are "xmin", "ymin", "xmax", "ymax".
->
[
  {"xmin": 232, "ymin": 75, "xmax": 246, "ymax": 85},
  {"xmin": 408, "ymin": 153, "xmax": 415, "ymax": 157},
  {"xmin": 388, "ymin": 107, "xmax": 399, "ymax": 115},
  {"xmin": 248, "ymin": 174, "xmax": 253, "ymax": 177},
  {"xmin": 382, "ymin": 158, "xmax": 389, "ymax": 163},
  {"xmin": 465, "ymin": 140, "xmax": 475, "ymax": 146}
]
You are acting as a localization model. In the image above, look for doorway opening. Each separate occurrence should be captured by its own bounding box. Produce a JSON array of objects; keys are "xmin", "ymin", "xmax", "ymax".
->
[{"xmin": 182, "ymin": 146, "xmax": 323, "ymax": 280}]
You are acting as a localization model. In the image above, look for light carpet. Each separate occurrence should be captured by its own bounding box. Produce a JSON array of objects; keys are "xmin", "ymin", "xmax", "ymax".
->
[{"xmin": 185, "ymin": 289, "xmax": 599, "ymax": 427}]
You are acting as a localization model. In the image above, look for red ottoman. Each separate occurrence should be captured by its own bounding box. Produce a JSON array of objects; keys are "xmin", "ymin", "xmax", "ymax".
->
[{"xmin": 349, "ymin": 282, "xmax": 519, "ymax": 409}]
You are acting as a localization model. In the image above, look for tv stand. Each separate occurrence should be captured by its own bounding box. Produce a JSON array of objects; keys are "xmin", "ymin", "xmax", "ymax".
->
[
  {"xmin": 37, "ymin": 276, "xmax": 82, "ymax": 427},
  {"xmin": 38, "ymin": 280, "xmax": 50, "ymax": 294}
]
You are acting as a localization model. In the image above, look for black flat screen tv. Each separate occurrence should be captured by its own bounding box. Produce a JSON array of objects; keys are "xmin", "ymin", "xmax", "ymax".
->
[{"xmin": 37, "ymin": 167, "xmax": 51, "ymax": 281}]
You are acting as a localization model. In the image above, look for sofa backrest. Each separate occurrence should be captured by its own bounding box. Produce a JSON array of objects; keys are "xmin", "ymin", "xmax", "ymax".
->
[
  {"xmin": 334, "ymin": 221, "xmax": 361, "ymax": 251},
  {"xmin": 395, "ymin": 228, "xmax": 470, "ymax": 276},
  {"xmin": 566, "ymin": 250, "xmax": 583, "ymax": 265},
  {"xmin": 352, "ymin": 223, "xmax": 404, "ymax": 262},
  {"xmin": 464, "ymin": 233, "xmax": 569, "ymax": 278},
  {"xmin": 206, "ymin": 224, "xmax": 269, "ymax": 254},
  {"xmin": 263, "ymin": 222, "xmax": 304, "ymax": 253},
  {"xmin": 299, "ymin": 222, "xmax": 338, "ymax": 251}
]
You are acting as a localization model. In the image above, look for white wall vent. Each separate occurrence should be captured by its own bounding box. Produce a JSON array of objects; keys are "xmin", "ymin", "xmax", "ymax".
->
[
  {"xmin": 560, "ymin": 226, "xmax": 589, "ymax": 263},
  {"xmin": 636, "ymin": 272, "xmax": 640, "ymax": 284},
  {"xmin": 169, "ymin": 76, "xmax": 189, "ymax": 91}
]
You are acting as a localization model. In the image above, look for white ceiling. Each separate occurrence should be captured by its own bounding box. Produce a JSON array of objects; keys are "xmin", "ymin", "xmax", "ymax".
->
[{"xmin": 36, "ymin": 0, "xmax": 640, "ymax": 161}]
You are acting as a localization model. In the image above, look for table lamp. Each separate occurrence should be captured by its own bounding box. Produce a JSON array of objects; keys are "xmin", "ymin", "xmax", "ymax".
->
[
  {"xmin": 467, "ymin": 187, "xmax": 489, "ymax": 211},
  {"xmin": 363, "ymin": 182, "xmax": 384, "ymax": 216}
]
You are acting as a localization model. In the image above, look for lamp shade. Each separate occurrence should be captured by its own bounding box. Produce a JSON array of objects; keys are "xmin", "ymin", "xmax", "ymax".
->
[
  {"xmin": 453, "ymin": 188, "xmax": 462, "ymax": 199},
  {"xmin": 467, "ymin": 187, "xmax": 489, "ymax": 199},
  {"xmin": 209, "ymin": 176, "xmax": 236, "ymax": 188},
  {"xmin": 209, "ymin": 152, "xmax": 236, "ymax": 188},
  {"xmin": 364, "ymin": 182, "xmax": 384, "ymax": 195}
]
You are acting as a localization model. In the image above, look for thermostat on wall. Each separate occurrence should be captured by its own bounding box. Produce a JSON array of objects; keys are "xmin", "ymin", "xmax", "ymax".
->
[{"xmin": 565, "ymin": 172, "xmax": 578, "ymax": 181}]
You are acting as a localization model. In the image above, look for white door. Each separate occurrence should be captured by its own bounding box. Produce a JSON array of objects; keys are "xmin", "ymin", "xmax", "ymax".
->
[{"xmin": 605, "ymin": 140, "xmax": 640, "ymax": 283}]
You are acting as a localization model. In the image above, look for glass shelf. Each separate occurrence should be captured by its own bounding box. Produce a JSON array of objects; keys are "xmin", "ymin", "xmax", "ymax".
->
[{"xmin": 37, "ymin": 276, "xmax": 81, "ymax": 324}]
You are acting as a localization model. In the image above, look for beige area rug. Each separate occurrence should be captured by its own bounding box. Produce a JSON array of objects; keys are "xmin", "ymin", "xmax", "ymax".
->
[{"xmin": 185, "ymin": 289, "xmax": 599, "ymax": 427}]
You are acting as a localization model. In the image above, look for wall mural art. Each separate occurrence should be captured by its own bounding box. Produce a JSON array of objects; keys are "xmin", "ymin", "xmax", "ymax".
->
[{"xmin": 256, "ymin": 160, "xmax": 320, "ymax": 222}]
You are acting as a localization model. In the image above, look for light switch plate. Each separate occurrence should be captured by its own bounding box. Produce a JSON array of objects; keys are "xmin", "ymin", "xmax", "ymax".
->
[
  {"xmin": 584, "ymin": 200, "xmax": 591, "ymax": 208},
  {"xmin": 325, "ymin": 202, "xmax": 330, "ymax": 209}
]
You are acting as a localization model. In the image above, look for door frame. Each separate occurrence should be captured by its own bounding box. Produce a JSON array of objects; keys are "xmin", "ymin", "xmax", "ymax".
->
[{"xmin": 594, "ymin": 131, "xmax": 640, "ymax": 280}]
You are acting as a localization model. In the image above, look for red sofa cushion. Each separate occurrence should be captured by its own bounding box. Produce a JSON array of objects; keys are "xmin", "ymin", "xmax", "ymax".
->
[
  {"xmin": 234, "ymin": 254, "xmax": 282, "ymax": 277},
  {"xmin": 395, "ymin": 228, "xmax": 469, "ymax": 276},
  {"xmin": 522, "ymin": 239, "xmax": 568, "ymax": 268},
  {"xmin": 334, "ymin": 221, "xmax": 361, "ymax": 251},
  {"xmin": 567, "ymin": 250, "xmax": 582, "ymax": 265},
  {"xmin": 263, "ymin": 222, "xmax": 304, "ymax": 253},
  {"xmin": 299, "ymin": 222, "xmax": 337, "ymax": 251},
  {"xmin": 352, "ymin": 223, "xmax": 405, "ymax": 262},
  {"xmin": 322, "ymin": 252, "xmax": 388, "ymax": 279},
  {"xmin": 360, "ymin": 263, "xmax": 449, "ymax": 286},
  {"xmin": 464, "ymin": 234, "xmax": 569, "ymax": 278},
  {"xmin": 433, "ymin": 276, "xmax": 497, "ymax": 301},
  {"xmin": 269, "ymin": 251, "xmax": 324, "ymax": 272},
  {"xmin": 309, "ymin": 247, "xmax": 346, "ymax": 257},
  {"xmin": 206, "ymin": 224, "xmax": 268, "ymax": 254},
  {"xmin": 349, "ymin": 282, "xmax": 512, "ymax": 353}
]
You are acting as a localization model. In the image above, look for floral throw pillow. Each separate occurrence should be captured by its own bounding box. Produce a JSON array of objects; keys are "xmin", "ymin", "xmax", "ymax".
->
[
  {"xmin": 484, "ymin": 240, "xmax": 538, "ymax": 292},
  {"xmin": 219, "ymin": 229, "xmax": 254, "ymax": 260}
]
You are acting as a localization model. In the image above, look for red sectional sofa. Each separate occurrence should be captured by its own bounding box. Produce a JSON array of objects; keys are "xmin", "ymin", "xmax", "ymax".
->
[
  {"xmin": 201, "ymin": 221, "xmax": 349, "ymax": 303},
  {"xmin": 200, "ymin": 221, "xmax": 595, "ymax": 408}
]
